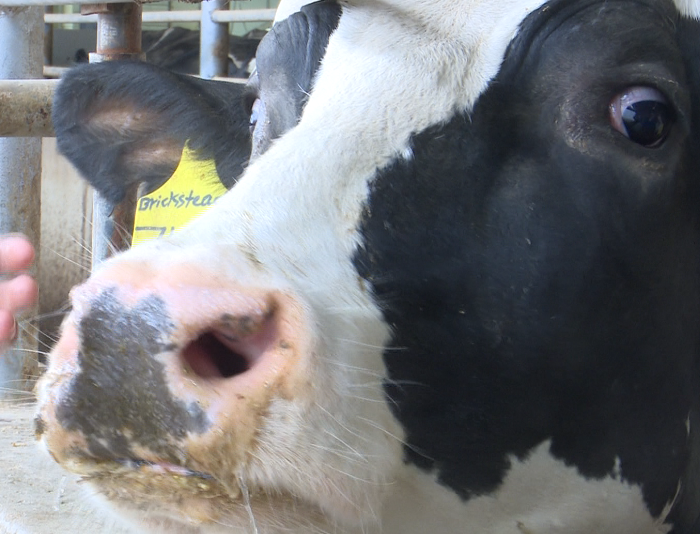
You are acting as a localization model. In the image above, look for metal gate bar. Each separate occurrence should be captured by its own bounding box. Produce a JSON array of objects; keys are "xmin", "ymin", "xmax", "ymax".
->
[
  {"xmin": 0, "ymin": 80, "xmax": 56, "ymax": 137},
  {"xmin": 0, "ymin": 5, "xmax": 43, "ymax": 397},
  {"xmin": 200, "ymin": 0, "xmax": 229, "ymax": 78},
  {"xmin": 45, "ymin": 8, "xmax": 276, "ymax": 23}
]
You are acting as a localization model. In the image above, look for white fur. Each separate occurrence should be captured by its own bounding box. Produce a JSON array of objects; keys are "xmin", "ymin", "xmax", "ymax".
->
[
  {"xmin": 0, "ymin": 513, "xmax": 32, "ymax": 534},
  {"xmin": 273, "ymin": 0, "xmax": 315, "ymax": 22},
  {"xmin": 382, "ymin": 442, "xmax": 674, "ymax": 534},
  {"xmin": 673, "ymin": 0, "xmax": 700, "ymax": 18}
]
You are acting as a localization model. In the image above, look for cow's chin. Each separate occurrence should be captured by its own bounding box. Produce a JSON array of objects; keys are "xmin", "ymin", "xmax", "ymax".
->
[{"xmin": 81, "ymin": 464, "xmax": 334, "ymax": 534}]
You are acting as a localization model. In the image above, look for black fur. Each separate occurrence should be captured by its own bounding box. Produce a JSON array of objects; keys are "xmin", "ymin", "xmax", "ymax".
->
[
  {"xmin": 57, "ymin": 289, "xmax": 210, "ymax": 463},
  {"xmin": 52, "ymin": 61, "xmax": 251, "ymax": 206},
  {"xmin": 142, "ymin": 27, "xmax": 260, "ymax": 78},
  {"xmin": 355, "ymin": 0, "xmax": 700, "ymax": 530}
]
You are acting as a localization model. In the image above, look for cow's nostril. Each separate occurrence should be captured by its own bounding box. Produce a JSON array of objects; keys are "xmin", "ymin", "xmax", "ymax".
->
[
  {"xmin": 181, "ymin": 308, "xmax": 277, "ymax": 379},
  {"xmin": 182, "ymin": 331, "xmax": 251, "ymax": 378}
]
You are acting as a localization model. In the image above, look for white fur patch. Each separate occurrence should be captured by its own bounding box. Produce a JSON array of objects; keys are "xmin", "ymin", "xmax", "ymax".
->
[
  {"xmin": 673, "ymin": 0, "xmax": 700, "ymax": 18},
  {"xmin": 273, "ymin": 0, "xmax": 316, "ymax": 23},
  {"xmin": 381, "ymin": 441, "xmax": 674, "ymax": 534}
]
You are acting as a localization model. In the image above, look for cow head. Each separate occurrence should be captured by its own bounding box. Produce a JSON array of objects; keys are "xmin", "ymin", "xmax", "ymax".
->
[{"xmin": 38, "ymin": 0, "xmax": 700, "ymax": 533}]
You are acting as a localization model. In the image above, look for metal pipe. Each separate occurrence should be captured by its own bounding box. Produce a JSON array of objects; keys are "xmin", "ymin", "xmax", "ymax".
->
[
  {"xmin": 0, "ymin": 74, "xmax": 241, "ymax": 137},
  {"xmin": 3, "ymin": 0, "xmax": 136, "ymax": 6},
  {"xmin": 86, "ymin": 2, "xmax": 142, "ymax": 267},
  {"xmin": 200, "ymin": 0, "xmax": 229, "ymax": 79},
  {"xmin": 45, "ymin": 9, "xmax": 276, "ymax": 24},
  {"xmin": 0, "ymin": 80, "xmax": 56, "ymax": 137},
  {"xmin": 0, "ymin": 5, "xmax": 43, "ymax": 397},
  {"xmin": 42, "ymin": 65, "xmax": 67, "ymax": 78},
  {"xmin": 211, "ymin": 8, "xmax": 276, "ymax": 23},
  {"xmin": 1, "ymin": 0, "xmax": 274, "ymax": 10},
  {"xmin": 84, "ymin": 2, "xmax": 144, "ymax": 62},
  {"xmin": 44, "ymin": 6, "xmax": 53, "ymax": 66}
]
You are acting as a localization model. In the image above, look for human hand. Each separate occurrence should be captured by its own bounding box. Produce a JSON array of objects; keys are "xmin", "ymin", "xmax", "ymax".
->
[{"xmin": 0, "ymin": 235, "xmax": 38, "ymax": 347}]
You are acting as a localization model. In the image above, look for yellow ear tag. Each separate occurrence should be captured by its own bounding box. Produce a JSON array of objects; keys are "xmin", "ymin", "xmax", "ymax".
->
[{"xmin": 132, "ymin": 143, "xmax": 228, "ymax": 247}]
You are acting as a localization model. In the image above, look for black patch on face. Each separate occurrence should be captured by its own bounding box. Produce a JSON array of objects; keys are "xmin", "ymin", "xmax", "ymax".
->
[
  {"xmin": 56, "ymin": 288, "xmax": 209, "ymax": 463},
  {"xmin": 354, "ymin": 0, "xmax": 700, "ymax": 528}
]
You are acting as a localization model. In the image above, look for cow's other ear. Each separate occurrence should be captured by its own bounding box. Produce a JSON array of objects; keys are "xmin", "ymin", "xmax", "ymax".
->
[
  {"xmin": 249, "ymin": 0, "xmax": 341, "ymax": 158},
  {"xmin": 53, "ymin": 61, "xmax": 251, "ymax": 205}
]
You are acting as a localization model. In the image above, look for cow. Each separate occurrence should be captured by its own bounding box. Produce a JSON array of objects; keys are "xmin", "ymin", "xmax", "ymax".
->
[
  {"xmin": 36, "ymin": 0, "xmax": 700, "ymax": 533},
  {"xmin": 73, "ymin": 28, "xmax": 263, "ymax": 78},
  {"xmin": 141, "ymin": 27, "xmax": 263, "ymax": 79},
  {"xmin": 52, "ymin": 1, "xmax": 340, "ymax": 209}
]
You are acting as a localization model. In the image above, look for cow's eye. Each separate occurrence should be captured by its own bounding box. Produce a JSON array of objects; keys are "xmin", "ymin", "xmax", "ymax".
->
[
  {"xmin": 249, "ymin": 98, "xmax": 262, "ymax": 133},
  {"xmin": 609, "ymin": 87, "xmax": 673, "ymax": 147}
]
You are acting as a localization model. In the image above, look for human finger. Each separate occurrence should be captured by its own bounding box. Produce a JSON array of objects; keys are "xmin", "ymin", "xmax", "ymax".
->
[{"xmin": 0, "ymin": 235, "xmax": 35, "ymax": 273}]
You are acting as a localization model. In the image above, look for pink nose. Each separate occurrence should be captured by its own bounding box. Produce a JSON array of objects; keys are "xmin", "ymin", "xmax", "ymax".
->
[{"xmin": 36, "ymin": 258, "xmax": 311, "ymax": 471}]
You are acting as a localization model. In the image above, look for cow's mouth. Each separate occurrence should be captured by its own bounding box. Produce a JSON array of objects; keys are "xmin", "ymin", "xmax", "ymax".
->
[
  {"xmin": 65, "ymin": 457, "xmax": 216, "ymax": 483},
  {"xmin": 77, "ymin": 457, "xmax": 236, "ymax": 503},
  {"xmin": 72, "ymin": 458, "xmax": 249, "ymax": 526},
  {"xmin": 80, "ymin": 455, "xmax": 327, "ymax": 531},
  {"xmin": 114, "ymin": 458, "xmax": 215, "ymax": 479},
  {"xmin": 78, "ymin": 457, "xmax": 291, "ymax": 528}
]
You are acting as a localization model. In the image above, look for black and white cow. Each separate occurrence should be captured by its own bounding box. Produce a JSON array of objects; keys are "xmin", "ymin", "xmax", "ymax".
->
[
  {"xmin": 141, "ymin": 27, "xmax": 262, "ymax": 79},
  {"xmin": 73, "ymin": 28, "xmax": 262, "ymax": 78},
  {"xmin": 37, "ymin": 0, "xmax": 700, "ymax": 533}
]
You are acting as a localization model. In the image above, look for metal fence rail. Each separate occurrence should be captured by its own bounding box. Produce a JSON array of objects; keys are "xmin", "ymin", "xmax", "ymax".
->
[
  {"xmin": 45, "ymin": 7, "xmax": 276, "ymax": 23},
  {"xmin": 3, "ymin": 0, "xmax": 150, "ymax": 5},
  {"xmin": 0, "ymin": 80, "xmax": 56, "ymax": 137}
]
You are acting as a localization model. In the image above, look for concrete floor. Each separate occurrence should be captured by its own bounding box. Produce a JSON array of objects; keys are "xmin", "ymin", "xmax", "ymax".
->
[{"xmin": 0, "ymin": 401, "xmax": 133, "ymax": 534}]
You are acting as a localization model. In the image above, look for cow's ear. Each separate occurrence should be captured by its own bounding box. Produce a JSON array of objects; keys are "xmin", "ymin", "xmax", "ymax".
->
[{"xmin": 53, "ymin": 61, "xmax": 251, "ymax": 205}]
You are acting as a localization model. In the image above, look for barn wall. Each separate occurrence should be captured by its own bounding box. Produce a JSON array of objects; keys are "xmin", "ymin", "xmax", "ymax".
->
[{"xmin": 38, "ymin": 138, "xmax": 92, "ymax": 355}]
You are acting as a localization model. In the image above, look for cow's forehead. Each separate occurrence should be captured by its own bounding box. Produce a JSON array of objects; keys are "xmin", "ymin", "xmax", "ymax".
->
[{"xmin": 274, "ymin": 0, "xmax": 700, "ymax": 21}]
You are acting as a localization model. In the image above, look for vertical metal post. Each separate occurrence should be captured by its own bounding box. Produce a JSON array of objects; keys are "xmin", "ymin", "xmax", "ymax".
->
[
  {"xmin": 200, "ymin": 0, "xmax": 229, "ymax": 79},
  {"xmin": 43, "ymin": 6, "xmax": 53, "ymax": 67},
  {"xmin": 0, "ymin": 5, "xmax": 43, "ymax": 397},
  {"xmin": 83, "ymin": 2, "xmax": 144, "ymax": 62},
  {"xmin": 81, "ymin": 3, "xmax": 143, "ymax": 268}
]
